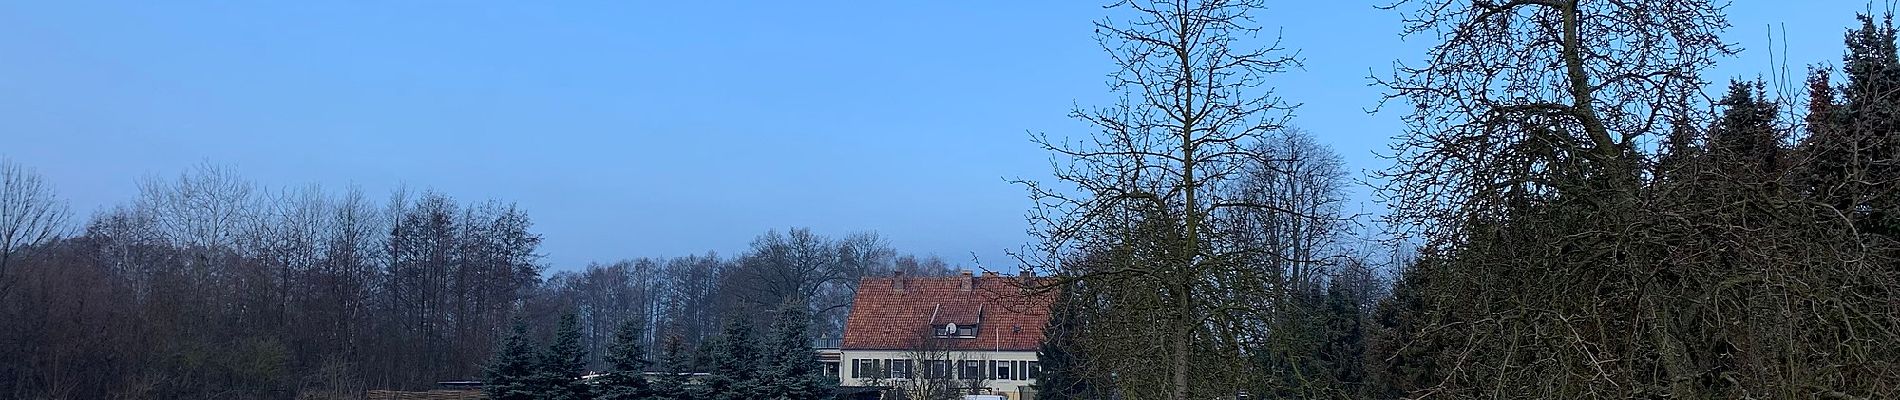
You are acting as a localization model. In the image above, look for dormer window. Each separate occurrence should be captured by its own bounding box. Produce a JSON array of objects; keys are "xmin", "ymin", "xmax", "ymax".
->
[{"xmin": 936, "ymin": 322, "xmax": 978, "ymax": 338}]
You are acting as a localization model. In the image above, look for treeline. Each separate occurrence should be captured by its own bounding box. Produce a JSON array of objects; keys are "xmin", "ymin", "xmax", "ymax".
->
[
  {"xmin": 1028, "ymin": 1, "xmax": 1900, "ymax": 400},
  {"xmin": 480, "ymin": 308, "xmax": 829, "ymax": 400},
  {"xmin": 0, "ymin": 162, "xmax": 956, "ymax": 399}
]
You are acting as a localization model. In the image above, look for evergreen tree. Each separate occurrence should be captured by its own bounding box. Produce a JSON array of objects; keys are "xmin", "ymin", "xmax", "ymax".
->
[
  {"xmin": 653, "ymin": 333, "xmax": 696, "ymax": 400},
  {"xmin": 1258, "ymin": 286, "xmax": 1327, "ymax": 398},
  {"xmin": 1706, "ymin": 80, "xmax": 1784, "ymax": 181},
  {"xmin": 1365, "ymin": 260, "xmax": 1438, "ymax": 399},
  {"xmin": 701, "ymin": 318, "xmax": 762, "ymax": 400},
  {"xmin": 693, "ymin": 338, "xmax": 718, "ymax": 375},
  {"xmin": 1318, "ymin": 281, "xmax": 1366, "ymax": 397},
  {"xmin": 483, "ymin": 322, "xmax": 541, "ymax": 400},
  {"xmin": 1800, "ymin": 67, "xmax": 1852, "ymax": 204},
  {"xmin": 537, "ymin": 313, "xmax": 593, "ymax": 400},
  {"xmin": 1035, "ymin": 283, "xmax": 1099, "ymax": 400},
  {"xmin": 757, "ymin": 302, "xmax": 833, "ymax": 400},
  {"xmin": 1834, "ymin": 12, "xmax": 1900, "ymax": 236},
  {"xmin": 596, "ymin": 317, "xmax": 655, "ymax": 400},
  {"xmin": 1656, "ymin": 114, "xmax": 1705, "ymax": 181}
]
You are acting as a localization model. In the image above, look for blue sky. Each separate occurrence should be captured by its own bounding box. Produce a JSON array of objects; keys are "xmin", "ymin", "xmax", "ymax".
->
[{"xmin": 0, "ymin": 1, "xmax": 1873, "ymax": 271}]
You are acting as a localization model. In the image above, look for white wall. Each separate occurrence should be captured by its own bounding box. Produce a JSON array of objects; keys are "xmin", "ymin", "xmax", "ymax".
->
[{"xmin": 837, "ymin": 349, "xmax": 1040, "ymax": 398}]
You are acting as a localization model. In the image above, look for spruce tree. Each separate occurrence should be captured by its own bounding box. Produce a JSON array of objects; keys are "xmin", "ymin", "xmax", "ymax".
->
[
  {"xmin": 701, "ymin": 318, "xmax": 762, "ymax": 400},
  {"xmin": 653, "ymin": 333, "xmax": 696, "ymax": 400},
  {"xmin": 1837, "ymin": 12, "xmax": 1900, "ymax": 237},
  {"xmin": 1365, "ymin": 260, "xmax": 1438, "ymax": 399},
  {"xmin": 757, "ymin": 303, "xmax": 832, "ymax": 400},
  {"xmin": 597, "ymin": 317, "xmax": 655, "ymax": 400},
  {"xmin": 1318, "ymin": 282, "xmax": 1366, "ymax": 397},
  {"xmin": 537, "ymin": 313, "xmax": 593, "ymax": 400},
  {"xmin": 1035, "ymin": 284, "xmax": 1097, "ymax": 400},
  {"xmin": 484, "ymin": 322, "xmax": 542, "ymax": 400},
  {"xmin": 1706, "ymin": 80, "xmax": 1784, "ymax": 181}
]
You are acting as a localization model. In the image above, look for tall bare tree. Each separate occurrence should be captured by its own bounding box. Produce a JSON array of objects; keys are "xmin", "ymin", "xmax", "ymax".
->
[
  {"xmin": 1017, "ymin": 0, "xmax": 1300, "ymax": 398},
  {"xmin": 0, "ymin": 157, "xmax": 70, "ymax": 297}
]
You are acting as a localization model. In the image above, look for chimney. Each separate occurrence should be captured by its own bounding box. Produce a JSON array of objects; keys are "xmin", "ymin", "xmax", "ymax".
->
[
  {"xmin": 892, "ymin": 270, "xmax": 906, "ymax": 293},
  {"xmin": 959, "ymin": 270, "xmax": 974, "ymax": 291}
]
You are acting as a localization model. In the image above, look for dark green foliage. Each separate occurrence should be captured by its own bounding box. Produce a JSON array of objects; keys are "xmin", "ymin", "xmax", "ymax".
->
[
  {"xmin": 1656, "ymin": 115, "xmax": 1704, "ymax": 179},
  {"xmin": 652, "ymin": 333, "xmax": 696, "ymax": 400},
  {"xmin": 537, "ymin": 313, "xmax": 592, "ymax": 400},
  {"xmin": 1365, "ymin": 261, "xmax": 1435, "ymax": 399},
  {"xmin": 596, "ymin": 317, "xmax": 655, "ymax": 400},
  {"xmin": 693, "ymin": 338, "xmax": 718, "ymax": 376},
  {"xmin": 1319, "ymin": 282, "xmax": 1366, "ymax": 397},
  {"xmin": 701, "ymin": 318, "xmax": 763, "ymax": 400},
  {"xmin": 1254, "ymin": 287, "xmax": 1327, "ymax": 398},
  {"xmin": 484, "ymin": 322, "xmax": 541, "ymax": 400},
  {"xmin": 1367, "ymin": 7, "xmax": 1900, "ymax": 397},
  {"xmin": 1035, "ymin": 284, "xmax": 1102, "ymax": 400},
  {"xmin": 1707, "ymin": 80, "xmax": 1785, "ymax": 179},
  {"xmin": 1815, "ymin": 12, "xmax": 1900, "ymax": 237},
  {"xmin": 757, "ymin": 302, "xmax": 833, "ymax": 400}
]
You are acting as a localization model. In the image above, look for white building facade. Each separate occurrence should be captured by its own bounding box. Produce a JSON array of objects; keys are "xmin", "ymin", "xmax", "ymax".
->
[{"xmin": 837, "ymin": 272, "xmax": 1053, "ymax": 400}]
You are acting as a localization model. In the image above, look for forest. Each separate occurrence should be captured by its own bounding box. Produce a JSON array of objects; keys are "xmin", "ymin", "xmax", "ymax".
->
[
  {"xmin": 5, "ymin": 0, "xmax": 1900, "ymax": 399},
  {"xmin": 0, "ymin": 160, "xmax": 962, "ymax": 398}
]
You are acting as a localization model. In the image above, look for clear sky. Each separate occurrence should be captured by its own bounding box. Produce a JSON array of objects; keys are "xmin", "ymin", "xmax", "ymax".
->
[{"xmin": 0, "ymin": 1, "xmax": 1874, "ymax": 271}]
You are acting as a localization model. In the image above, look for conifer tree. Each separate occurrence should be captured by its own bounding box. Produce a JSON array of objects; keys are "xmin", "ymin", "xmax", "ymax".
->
[
  {"xmin": 1318, "ymin": 282, "xmax": 1366, "ymax": 397},
  {"xmin": 1706, "ymin": 80, "xmax": 1784, "ymax": 181},
  {"xmin": 1035, "ymin": 283, "xmax": 1098, "ymax": 400},
  {"xmin": 483, "ymin": 322, "xmax": 541, "ymax": 400},
  {"xmin": 757, "ymin": 302, "xmax": 832, "ymax": 400},
  {"xmin": 653, "ymin": 333, "xmax": 696, "ymax": 400},
  {"xmin": 538, "ymin": 313, "xmax": 592, "ymax": 400},
  {"xmin": 1836, "ymin": 12, "xmax": 1900, "ymax": 237},
  {"xmin": 701, "ymin": 318, "xmax": 762, "ymax": 400},
  {"xmin": 597, "ymin": 317, "xmax": 655, "ymax": 400},
  {"xmin": 1365, "ymin": 261, "xmax": 1433, "ymax": 399}
]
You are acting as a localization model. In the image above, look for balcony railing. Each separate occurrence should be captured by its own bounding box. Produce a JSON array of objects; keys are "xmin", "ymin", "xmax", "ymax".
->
[{"xmin": 812, "ymin": 337, "xmax": 842, "ymax": 349}]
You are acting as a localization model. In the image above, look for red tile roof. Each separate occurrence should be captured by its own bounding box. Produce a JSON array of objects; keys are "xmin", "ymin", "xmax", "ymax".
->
[{"xmin": 841, "ymin": 273, "xmax": 1055, "ymax": 352}]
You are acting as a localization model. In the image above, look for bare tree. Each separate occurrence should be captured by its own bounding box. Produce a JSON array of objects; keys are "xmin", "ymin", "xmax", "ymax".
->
[
  {"xmin": 1015, "ymin": 0, "xmax": 1300, "ymax": 398},
  {"xmin": 1369, "ymin": 0, "xmax": 1759, "ymax": 398},
  {"xmin": 728, "ymin": 228, "xmax": 892, "ymax": 337},
  {"xmin": 0, "ymin": 157, "xmax": 70, "ymax": 296},
  {"xmin": 138, "ymin": 161, "xmax": 263, "ymax": 250},
  {"xmin": 1374, "ymin": 0, "xmax": 1733, "ymax": 243},
  {"xmin": 896, "ymin": 330, "xmax": 984, "ymax": 400}
]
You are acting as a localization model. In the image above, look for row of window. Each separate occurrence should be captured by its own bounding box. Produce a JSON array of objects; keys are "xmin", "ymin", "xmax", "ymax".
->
[{"xmin": 850, "ymin": 358, "xmax": 1039, "ymax": 381}]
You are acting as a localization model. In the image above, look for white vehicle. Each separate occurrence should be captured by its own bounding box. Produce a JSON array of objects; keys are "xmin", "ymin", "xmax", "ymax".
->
[{"xmin": 961, "ymin": 396, "xmax": 1006, "ymax": 400}]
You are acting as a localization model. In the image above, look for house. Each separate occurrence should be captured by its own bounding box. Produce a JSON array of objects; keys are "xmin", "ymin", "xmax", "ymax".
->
[{"xmin": 837, "ymin": 270, "xmax": 1055, "ymax": 400}]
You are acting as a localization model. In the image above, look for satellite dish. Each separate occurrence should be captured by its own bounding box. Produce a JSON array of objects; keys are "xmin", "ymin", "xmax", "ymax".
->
[{"xmin": 944, "ymin": 323, "xmax": 957, "ymax": 334}]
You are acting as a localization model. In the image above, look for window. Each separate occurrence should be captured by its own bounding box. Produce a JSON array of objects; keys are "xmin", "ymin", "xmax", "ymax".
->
[
  {"xmin": 890, "ymin": 359, "xmax": 913, "ymax": 379},
  {"xmin": 924, "ymin": 360, "xmax": 951, "ymax": 379},
  {"xmin": 995, "ymin": 363, "xmax": 1012, "ymax": 381},
  {"xmin": 936, "ymin": 323, "xmax": 980, "ymax": 338},
  {"xmin": 1027, "ymin": 361, "xmax": 1040, "ymax": 380},
  {"xmin": 853, "ymin": 359, "xmax": 886, "ymax": 379},
  {"xmin": 962, "ymin": 361, "xmax": 982, "ymax": 380}
]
